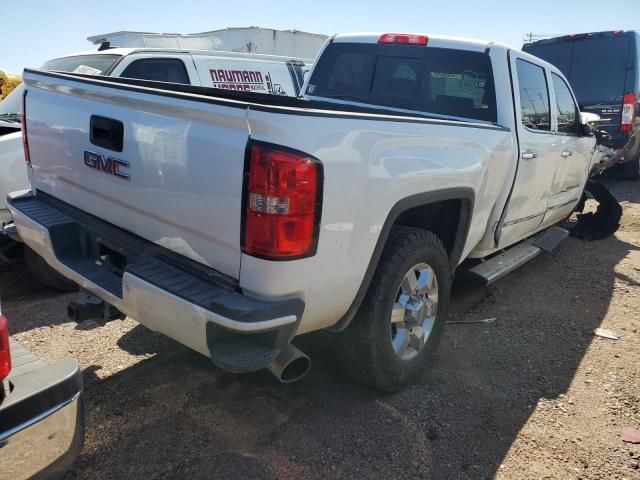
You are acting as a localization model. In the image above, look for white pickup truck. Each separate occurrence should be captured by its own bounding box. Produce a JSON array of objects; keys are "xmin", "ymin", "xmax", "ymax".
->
[{"xmin": 10, "ymin": 33, "xmax": 599, "ymax": 391}]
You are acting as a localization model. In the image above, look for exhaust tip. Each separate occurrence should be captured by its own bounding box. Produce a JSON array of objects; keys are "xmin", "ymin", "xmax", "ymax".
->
[
  {"xmin": 279, "ymin": 355, "xmax": 311, "ymax": 383},
  {"xmin": 267, "ymin": 344, "xmax": 310, "ymax": 383}
]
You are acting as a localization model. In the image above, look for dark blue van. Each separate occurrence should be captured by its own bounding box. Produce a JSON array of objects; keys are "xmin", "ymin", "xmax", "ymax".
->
[{"xmin": 523, "ymin": 31, "xmax": 640, "ymax": 179}]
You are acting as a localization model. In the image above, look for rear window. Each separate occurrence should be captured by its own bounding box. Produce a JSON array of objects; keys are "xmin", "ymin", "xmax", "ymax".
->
[
  {"xmin": 570, "ymin": 37, "xmax": 630, "ymax": 104},
  {"xmin": 307, "ymin": 43, "xmax": 497, "ymax": 122},
  {"xmin": 524, "ymin": 36, "xmax": 632, "ymax": 106},
  {"xmin": 42, "ymin": 54, "xmax": 121, "ymax": 75}
]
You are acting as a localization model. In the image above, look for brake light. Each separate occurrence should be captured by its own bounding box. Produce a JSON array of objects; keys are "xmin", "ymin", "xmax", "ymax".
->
[
  {"xmin": 621, "ymin": 92, "xmax": 637, "ymax": 133},
  {"xmin": 243, "ymin": 141, "xmax": 322, "ymax": 259},
  {"xmin": 379, "ymin": 33, "xmax": 428, "ymax": 45},
  {"xmin": 0, "ymin": 315, "xmax": 10, "ymax": 382},
  {"xmin": 21, "ymin": 90, "xmax": 31, "ymax": 166}
]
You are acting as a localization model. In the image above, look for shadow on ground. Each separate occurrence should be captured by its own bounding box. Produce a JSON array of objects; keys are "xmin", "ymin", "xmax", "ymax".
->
[
  {"xmin": 62, "ymin": 229, "xmax": 637, "ymax": 480},
  {"xmin": 0, "ymin": 262, "xmax": 76, "ymax": 334},
  {"xmin": 1, "ymin": 181, "xmax": 636, "ymax": 479}
]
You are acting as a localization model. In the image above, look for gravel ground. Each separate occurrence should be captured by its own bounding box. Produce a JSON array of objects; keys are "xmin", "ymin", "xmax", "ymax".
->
[{"xmin": 3, "ymin": 179, "xmax": 640, "ymax": 480}]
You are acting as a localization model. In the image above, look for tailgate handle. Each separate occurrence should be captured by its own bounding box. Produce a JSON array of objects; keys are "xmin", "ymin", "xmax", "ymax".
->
[{"xmin": 90, "ymin": 115, "xmax": 124, "ymax": 152}]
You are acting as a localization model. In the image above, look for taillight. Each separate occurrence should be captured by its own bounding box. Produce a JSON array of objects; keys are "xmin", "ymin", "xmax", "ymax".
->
[
  {"xmin": 242, "ymin": 141, "xmax": 322, "ymax": 259},
  {"xmin": 621, "ymin": 92, "xmax": 636, "ymax": 133},
  {"xmin": 378, "ymin": 33, "xmax": 428, "ymax": 45},
  {"xmin": 0, "ymin": 315, "xmax": 10, "ymax": 382},
  {"xmin": 21, "ymin": 90, "xmax": 31, "ymax": 166}
]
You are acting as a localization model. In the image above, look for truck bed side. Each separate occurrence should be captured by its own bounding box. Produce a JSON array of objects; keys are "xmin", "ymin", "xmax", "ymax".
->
[{"xmin": 242, "ymin": 107, "xmax": 515, "ymax": 331}]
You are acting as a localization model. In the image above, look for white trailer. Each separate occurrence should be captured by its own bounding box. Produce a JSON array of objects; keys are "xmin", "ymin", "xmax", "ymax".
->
[{"xmin": 87, "ymin": 27, "xmax": 328, "ymax": 60}]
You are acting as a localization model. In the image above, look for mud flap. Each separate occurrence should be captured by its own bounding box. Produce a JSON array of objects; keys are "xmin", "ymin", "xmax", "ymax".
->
[{"xmin": 568, "ymin": 180, "xmax": 621, "ymax": 240}]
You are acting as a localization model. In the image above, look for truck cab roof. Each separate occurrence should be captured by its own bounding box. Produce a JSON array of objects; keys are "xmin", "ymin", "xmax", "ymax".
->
[{"xmin": 331, "ymin": 32, "xmax": 505, "ymax": 53}]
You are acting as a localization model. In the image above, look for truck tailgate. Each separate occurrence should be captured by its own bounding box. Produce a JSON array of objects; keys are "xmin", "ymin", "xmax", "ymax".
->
[{"xmin": 23, "ymin": 70, "xmax": 250, "ymax": 278}]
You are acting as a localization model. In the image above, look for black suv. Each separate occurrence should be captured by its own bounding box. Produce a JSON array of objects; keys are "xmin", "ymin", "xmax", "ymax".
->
[{"xmin": 524, "ymin": 31, "xmax": 640, "ymax": 179}]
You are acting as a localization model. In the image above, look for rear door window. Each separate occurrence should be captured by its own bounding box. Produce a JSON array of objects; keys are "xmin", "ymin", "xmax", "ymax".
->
[
  {"xmin": 307, "ymin": 43, "xmax": 497, "ymax": 122},
  {"xmin": 516, "ymin": 59, "xmax": 551, "ymax": 131},
  {"xmin": 120, "ymin": 58, "xmax": 190, "ymax": 84},
  {"xmin": 551, "ymin": 73, "xmax": 579, "ymax": 135}
]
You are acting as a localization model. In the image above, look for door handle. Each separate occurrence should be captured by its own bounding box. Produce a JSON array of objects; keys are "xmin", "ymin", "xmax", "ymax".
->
[
  {"xmin": 90, "ymin": 115, "xmax": 124, "ymax": 152},
  {"xmin": 561, "ymin": 150, "xmax": 573, "ymax": 158},
  {"xmin": 521, "ymin": 151, "xmax": 537, "ymax": 160}
]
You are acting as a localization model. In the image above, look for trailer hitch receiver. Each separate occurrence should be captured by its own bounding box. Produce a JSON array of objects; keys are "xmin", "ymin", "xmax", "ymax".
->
[{"xmin": 67, "ymin": 289, "xmax": 123, "ymax": 323}]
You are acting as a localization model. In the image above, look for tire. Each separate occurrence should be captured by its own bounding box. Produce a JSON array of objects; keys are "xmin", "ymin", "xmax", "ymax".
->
[
  {"xmin": 25, "ymin": 247, "xmax": 77, "ymax": 293},
  {"xmin": 622, "ymin": 156, "xmax": 640, "ymax": 181},
  {"xmin": 337, "ymin": 226, "xmax": 452, "ymax": 392}
]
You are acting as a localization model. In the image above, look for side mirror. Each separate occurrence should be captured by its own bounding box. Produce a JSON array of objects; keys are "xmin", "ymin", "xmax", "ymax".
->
[
  {"xmin": 579, "ymin": 112, "xmax": 601, "ymax": 137},
  {"xmin": 580, "ymin": 112, "xmax": 601, "ymax": 124}
]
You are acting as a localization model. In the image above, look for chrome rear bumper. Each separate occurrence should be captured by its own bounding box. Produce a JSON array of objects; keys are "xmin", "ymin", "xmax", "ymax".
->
[{"xmin": 0, "ymin": 341, "xmax": 84, "ymax": 480}]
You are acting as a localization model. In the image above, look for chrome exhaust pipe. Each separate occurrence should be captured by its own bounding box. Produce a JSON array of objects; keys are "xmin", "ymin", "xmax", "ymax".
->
[{"xmin": 267, "ymin": 344, "xmax": 310, "ymax": 383}]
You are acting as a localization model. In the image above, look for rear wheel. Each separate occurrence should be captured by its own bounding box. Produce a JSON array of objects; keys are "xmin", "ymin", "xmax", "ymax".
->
[
  {"xmin": 25, "ymin": 247, "xmax": 77, "ymax": 293},
  {"xmin": 622, "ymin": 156, "xmax": 640, "ymax": 181},
  {"xmin": 338, "ymin": 226, "xmax": 451, "ymax": 392}
]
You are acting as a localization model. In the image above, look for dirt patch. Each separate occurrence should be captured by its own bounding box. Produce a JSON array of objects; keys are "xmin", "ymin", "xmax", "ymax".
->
[{"xmin": 3, "ymin": 179, "xmax": 639, "ymax": 479}]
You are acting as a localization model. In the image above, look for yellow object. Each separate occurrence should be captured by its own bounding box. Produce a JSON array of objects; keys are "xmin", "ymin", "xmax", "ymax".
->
[{"xmin": 0, "ymin": 71, "xmax": 22, "ymax": 101}]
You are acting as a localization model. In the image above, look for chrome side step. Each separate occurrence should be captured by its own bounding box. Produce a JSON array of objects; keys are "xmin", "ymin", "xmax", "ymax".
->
[
  {"xmin": 532, "ymin": 226, "xmax": 570, "ymax": 252},
  {"xmin": 469, "ymin": 227, "xmax": 568, "ymax": 285}
]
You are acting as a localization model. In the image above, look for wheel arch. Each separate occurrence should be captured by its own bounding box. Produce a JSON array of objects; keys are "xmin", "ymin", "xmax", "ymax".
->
[{"xmin": 328, "ymin": 187, "xmax": 474, "ymax": 332}]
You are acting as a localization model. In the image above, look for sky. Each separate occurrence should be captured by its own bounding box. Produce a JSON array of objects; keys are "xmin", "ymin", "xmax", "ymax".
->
[{"xmin": 1, "ymin": 0, "xmax": 638, "ymax": 74}]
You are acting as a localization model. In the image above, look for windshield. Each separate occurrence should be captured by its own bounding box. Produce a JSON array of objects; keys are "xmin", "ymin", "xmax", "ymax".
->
[
  {"xmin": 41, "ymin": 54, "xmax": 121, "ymax": 76},
  {"xmin": 525, "ymin": 36, "xmax": 633, "ymax": 107}
]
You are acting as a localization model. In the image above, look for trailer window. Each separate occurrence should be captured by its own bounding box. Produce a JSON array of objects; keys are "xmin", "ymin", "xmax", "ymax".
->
[{"xmin": 307, "ymin": 43, "xmax": 497, "ymax": 122}]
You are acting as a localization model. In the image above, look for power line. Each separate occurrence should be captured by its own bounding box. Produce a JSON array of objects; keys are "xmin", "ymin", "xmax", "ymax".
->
[{"xmin": 523, "ymin": 33, "xmax": 565, "ymax": 44}]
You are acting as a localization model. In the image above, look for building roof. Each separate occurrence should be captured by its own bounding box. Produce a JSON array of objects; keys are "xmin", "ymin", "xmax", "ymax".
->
[{"xmin": 88, "ymin": 27, "xmax": 328, "ymax": 45}]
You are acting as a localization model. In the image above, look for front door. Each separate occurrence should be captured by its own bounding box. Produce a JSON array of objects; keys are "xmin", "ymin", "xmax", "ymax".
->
[{"xmin": 499, "ymin": 53, "xmax": 560, "ymax": 247}]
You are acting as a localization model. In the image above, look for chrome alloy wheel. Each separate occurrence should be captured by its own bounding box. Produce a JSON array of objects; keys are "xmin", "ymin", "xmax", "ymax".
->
[{"xmin": 390, "ymin": 263, "xmax": 439, "ymax": 360}]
